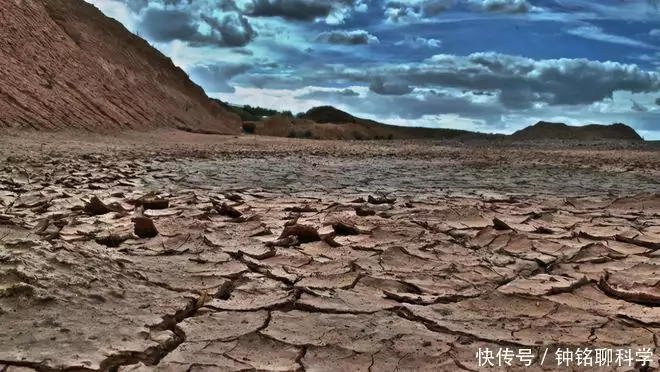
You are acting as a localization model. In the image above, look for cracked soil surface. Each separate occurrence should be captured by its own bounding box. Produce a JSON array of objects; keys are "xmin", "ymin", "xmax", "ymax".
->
[{"xmin": 1, "ymin": 131, "xmax": 660, "ymax": 371}]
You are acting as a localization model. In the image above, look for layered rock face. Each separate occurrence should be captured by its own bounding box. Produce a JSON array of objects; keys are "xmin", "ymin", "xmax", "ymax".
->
[{"xmin": 0, "ymin": 0, "xmax": 240, "ymax": 133}]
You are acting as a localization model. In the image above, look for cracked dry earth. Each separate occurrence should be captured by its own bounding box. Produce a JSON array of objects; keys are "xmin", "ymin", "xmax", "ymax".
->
[{"xmin": 1, "ymin": 134, "xmax": 660, "ymax": 372}]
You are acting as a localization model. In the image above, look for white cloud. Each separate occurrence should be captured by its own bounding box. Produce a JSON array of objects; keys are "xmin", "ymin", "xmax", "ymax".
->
[
  {"xmin": 395, "ymin": 36, "xmax": 442, "ymax": 48},
  {"xmin": 566, "ymin": 25, "xmax": 658, "ymax": 49},
  {"xmin": 465, "ymin": 0, "xmax": 530, "ymax": 13}
]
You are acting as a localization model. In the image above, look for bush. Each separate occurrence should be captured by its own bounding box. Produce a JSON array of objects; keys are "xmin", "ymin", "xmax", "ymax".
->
[
  {"xmin": 387, "ymin": 134, "xmax": 394, "ymax": 140},
  {"xmin": 242, "ymin": 122, "xmax": 256, "ymax": 134},
  {"xmin": 351, "ymin": 130, "xmax": 364, "ymax": 140},
  {"xmin": 288, "ymin": 131, "xmax": 298, "ymax": 138},
  {"xmin": 302, "ymin": 130, "xmax": 314, "ymax": 138}
]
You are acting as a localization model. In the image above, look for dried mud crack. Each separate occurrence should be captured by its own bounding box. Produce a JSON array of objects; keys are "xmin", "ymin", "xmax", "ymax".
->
[{"xmin": 1, "ymin": 134, "xmax": 660, "ymax": 371}]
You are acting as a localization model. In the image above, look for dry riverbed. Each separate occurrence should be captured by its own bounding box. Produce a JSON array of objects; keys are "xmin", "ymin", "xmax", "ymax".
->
[{"xmin": 1, "ymin": 131, "xmax": 660, "ymax": 371}]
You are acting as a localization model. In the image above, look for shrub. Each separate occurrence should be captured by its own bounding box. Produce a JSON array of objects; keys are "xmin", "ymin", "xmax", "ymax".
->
[
  {"xmin": 242, "ymin": 122, "xmax": 256, "ymax": 134},
  {"xmin": 386, "ymin": 134, "xmax": 394, "ymax": 140},
  {"xmin": 288, "ymin": 131, "xmax": 298, "ymax": 138},
  {"xmin": 303, "ymin": 130, "xmax": 314, "ymax": 138},
  {"xmin": 351, "ymin": 130, "xmax": 364, "ymax": 140}
]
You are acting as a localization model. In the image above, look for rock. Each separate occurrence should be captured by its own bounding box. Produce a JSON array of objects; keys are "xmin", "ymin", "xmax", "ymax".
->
[
  {"xmin": 83, "ymin": 196, "xmax": 112, "ymax": 215},
  {"xmin": 134, "ymin": 216, "xmax": 158, "ymax": 238},
  {"xmin": 94, "ymin": 231, "xmax": 132, "ymax": 247},
  {"xmin": 266, "ymin": 235, "xmax": 299, "ymax": 247},
  {"xmin": 332, "ymin": 220, "xmax": 360, "ymax": 236},
  {"xmin": 279, "ymin": 224, "xmax": 321, "ymax": 243},
  {"xmin": 368, "ymin": 195, "xmax": 396, "ymax": 205},
  {"xmin": 225, "ymin": 193, "xmax": 243, "ymax": 202},
  {"xmin": 212, "ymin": 201, "xmax": 243, "ymax": 218},
  {"xmin": 140, "ymin": 197, "xmax": 169, "ymax": 210},
  {"xmin": 492, "ymin": 217, "xmax": 512, "ymax": 230},
  {"xmin": 284, "ymin": 205, "xmax": 318, "ymax": 213},
  {"xmin": 355, "ymin": 205, "xmax": 376, "ymax": 216}
]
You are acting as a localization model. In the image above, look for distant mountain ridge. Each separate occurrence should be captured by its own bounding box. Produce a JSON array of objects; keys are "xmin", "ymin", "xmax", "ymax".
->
[{"xmin": 220, "ymin": 103, "xmax": 644, "ymax": 141}]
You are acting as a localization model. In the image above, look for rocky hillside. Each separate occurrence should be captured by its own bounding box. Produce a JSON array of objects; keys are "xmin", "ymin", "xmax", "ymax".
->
[
  {"xmin": 0, "ymin": 0, "xmax": 240, "ymax": 133},
  {"xmin": 511, "ymin": 121, "xmax": 643, "ymax": 141}
]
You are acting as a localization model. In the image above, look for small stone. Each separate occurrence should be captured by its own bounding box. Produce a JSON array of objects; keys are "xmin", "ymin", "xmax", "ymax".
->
[
  {"xmin": 367, "ymin": 195, "xmax": 396, "ymax": 205},
  {"xmin": 213, "ymin": 200, "xmax": 242, "ymax": 218},
  {"xmin": 141, "ymin": 197, "xmax": 169, "ymax": 210},
  {"xmin": 284, "ymin": 205, "xmax": 318, "ymax": 213},
  {"xmin": 355, "ymin": 205, "xmax": 376, "ymax": 216},
  {"xmin": 332, "ymin": 220, "xmax": 360, "ymax": 236},
  {"xmin": 134, "ymin": 216, "xmax": 159, "ymax": 238},
  {"xmin": 83, "ymin": 196, "xmax": 112, "ymax": 215}
]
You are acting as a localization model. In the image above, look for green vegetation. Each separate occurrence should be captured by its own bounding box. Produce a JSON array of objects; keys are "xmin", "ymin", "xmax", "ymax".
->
[
  {"xmin": 241, "ymin": 122, "xmax": 256, "ymax": 134},
  {"xmin": 241, "ymin": 104, "xmax": 279, "ymax": 117},
  {"xmin": 211, "ymin": 99, "xmax": 295, "ymax": 122}
]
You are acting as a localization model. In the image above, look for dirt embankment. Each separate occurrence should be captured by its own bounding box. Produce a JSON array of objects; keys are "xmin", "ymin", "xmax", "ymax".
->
[{"xmin": 0, "ymin": 0, "xmax": 240, "ymax": 133}]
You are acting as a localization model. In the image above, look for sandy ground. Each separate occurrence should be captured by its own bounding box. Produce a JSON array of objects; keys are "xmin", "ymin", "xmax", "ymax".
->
[{"xmin": 1, "ymin": 131, "xmax": 660, "ymax": 371}]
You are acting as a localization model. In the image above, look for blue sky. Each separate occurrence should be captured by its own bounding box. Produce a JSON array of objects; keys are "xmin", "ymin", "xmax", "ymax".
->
[{"xmin": 87, "ymin": 0, "xmax": 660, "ymax": 138}]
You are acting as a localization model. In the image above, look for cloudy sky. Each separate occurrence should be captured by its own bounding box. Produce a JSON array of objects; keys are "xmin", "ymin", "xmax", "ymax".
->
[{"xmin": 87, "ymin": 0, "xmax": 660, "ymax": 139}]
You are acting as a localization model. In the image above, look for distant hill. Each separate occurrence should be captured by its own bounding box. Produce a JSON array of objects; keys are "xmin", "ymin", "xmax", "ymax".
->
[
  {"xmin": 510, "ymin": 121, "xmax": 643, "ymax": 141},
  {"xmin": 249, "ymin": 105, "xmax": 501, "ymax": 140},
  {"xmin": 300, "ymin": 106, "xmax": 361, "ymax": 124},
  {"xmin": 217, "ymin": 101, "xmax": 644, "ymax": 142}
]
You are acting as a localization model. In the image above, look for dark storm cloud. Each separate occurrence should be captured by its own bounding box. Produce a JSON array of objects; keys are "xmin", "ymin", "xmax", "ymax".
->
[
  {"xmin": 139, "ymin": 9, "xmax": 198, "ymax": 42},
  {"xmin": 298, "ymin": 88, "xmax": 503, "ymax": 121},
  {"xmin": 233, "ymin": 48, "xmax": 255, "ymax": 55},
  {"xmin": 118, "ymin": 0, "xmax": 256, "ymax": 47},
  {"xmin": 244, "ymin": 0, "xmax": 336, "ymax": 20},
  {"xmin": 199, "ymin": 13, "xmax": 256, "ymax": 47},
  {"xmin": 335, "ymin": 53, "xmax": 660, "ymax": 107},
  {"xmin": 369, "ymin": 78, "xmax": 414, "ymax": 95},
  {"xmin": 497, "ymin": 88, "xmax": 536, "ymax": 109},
  {"xmin": 384, "ymin": 0, "xmax": 454, "ymax": 22},
  {"xmin": 384, "ymin": 0, "xmax": 529, "ymax": 21},
  {"xmin": 297, "ymin": 88, "xmax": 360, "ymax": 100},
  {"xmin": 187, "ymin": 63, "xmax": 252, "ymax": 93},
  {"xmin": 138, "ymin": 8, "xmax": 255, "ymax": 46},
  {"xmin": 233, "ymin": 52, "xmax": 660, "ymax": 110},
  {"xmin": 315, "ymin": 30, "xmax": 379, "ymax": 44}
]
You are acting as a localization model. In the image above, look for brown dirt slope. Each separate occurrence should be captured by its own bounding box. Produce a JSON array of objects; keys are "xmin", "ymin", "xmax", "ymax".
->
[
  {"xmin": 0, "ymin": 0, "xmax": 240, "ymax": 133},
  {"xmin": 511, "ymin": 121, "xmax": 643, "ymax": 141}
]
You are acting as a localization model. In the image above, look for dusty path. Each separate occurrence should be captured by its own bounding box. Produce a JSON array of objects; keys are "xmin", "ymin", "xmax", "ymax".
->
[{"xmin": 1, "ymin": 132, "xmax": 660, "ymax": 371}]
